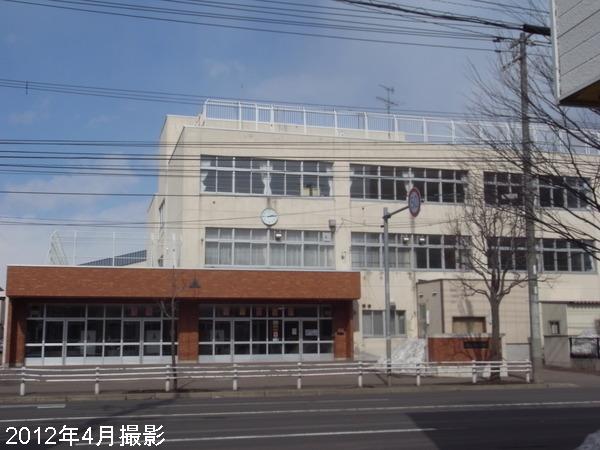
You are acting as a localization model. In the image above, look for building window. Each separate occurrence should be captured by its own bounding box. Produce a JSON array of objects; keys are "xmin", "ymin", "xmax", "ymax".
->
[
  {"xmin": 549, "ymin": 320, "xmax": 561, "ymax": 335},
  {"xmin": 541, "ymin": 239, "xmax": 594, "ymax": 273},
  {"xmin": 485, "ymin": 172, "xmax": 590, "ymax": 209},
  {"xmin": 351, "ymin": 233, "xmax": 469, "ymax": 271},
  {"xmin": 24, "ymin": 304, "xmax": 178, "ymax": 361},
  {"xmin": 200, "ymin": 156, "xmax": 333, "ymax": 197},
  {"xmin": 362, "ymin": 310, "xmax": 406, "ymax": 337},
  {"xmin": 488, "ymin": 238, "xmax": 594, "ymax": 273},
  {"xmin": 350, "ymin": 165, "xmax": 466, "ymax": 203},
  {"xmin": 205, "ymin": 228, "xmax": 334, "ymax": 268}
]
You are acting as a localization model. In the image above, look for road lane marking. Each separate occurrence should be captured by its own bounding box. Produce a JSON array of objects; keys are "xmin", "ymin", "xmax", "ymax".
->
[
  {"xmin": 1, "ymin": 400, "xmax": 599, "ymax": 424},
  {"xmin": 0, "ymin": 404, "xmax": 64, "ymax": 409},
  {"xmin": 37, "ymin": 404, "xmax": 66, "ymax": 409},
  {"xmin": 74, "ymin": 428, "xmax": 437, "ymax": 446},
  {"xmin": 151, "ymin": 398, "xmax": 392, "ymax": 408}
]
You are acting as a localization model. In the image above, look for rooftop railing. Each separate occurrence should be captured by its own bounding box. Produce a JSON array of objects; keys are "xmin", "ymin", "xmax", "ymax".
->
[{"xmin": 200, "ymin": 99, "xmax": 600, "ymax": 155}]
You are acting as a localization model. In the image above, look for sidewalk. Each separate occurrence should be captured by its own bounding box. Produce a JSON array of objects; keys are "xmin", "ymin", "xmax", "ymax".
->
[{"xmin": 0, "ymin": 364, "xmax": 595, "ymax": 404}]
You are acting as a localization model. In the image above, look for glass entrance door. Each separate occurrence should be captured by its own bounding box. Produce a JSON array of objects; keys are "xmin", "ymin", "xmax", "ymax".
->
[
  {"xmin": 65, "ymin": 320, "xmax": 86, "ymax": 363},
  {"xmin": 143, "ymin": 320, "xmax": 162, "ymax": 361},
  {"xmin": 233, "ymin": 320, "xmax": 251, "ymax": 359},
  {"xmin": 122, "ymin": 320, "xmax": 141, "ymax": 363}
]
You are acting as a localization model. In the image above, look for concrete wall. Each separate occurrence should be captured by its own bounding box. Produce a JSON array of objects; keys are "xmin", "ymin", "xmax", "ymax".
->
[{"xmin": 543, "ymin": 335, "xmax": 571, "ymax": 367}]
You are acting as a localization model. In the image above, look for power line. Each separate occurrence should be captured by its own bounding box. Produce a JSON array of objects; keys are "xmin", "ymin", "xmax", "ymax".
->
[{"xmin": 2, "ymin": 0, "xmax": 500, "ymax": 51}]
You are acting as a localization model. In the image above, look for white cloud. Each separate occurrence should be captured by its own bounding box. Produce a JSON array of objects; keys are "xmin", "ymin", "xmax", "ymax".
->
[{"xmin": 7, "ymin": 98, "xmax": 51, "ymax": 126}]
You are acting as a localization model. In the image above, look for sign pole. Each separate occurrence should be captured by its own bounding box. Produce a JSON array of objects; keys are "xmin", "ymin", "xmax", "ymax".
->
[{"xmin": 382, "ymin": 187, "xmax": 421, "ymax": 386}]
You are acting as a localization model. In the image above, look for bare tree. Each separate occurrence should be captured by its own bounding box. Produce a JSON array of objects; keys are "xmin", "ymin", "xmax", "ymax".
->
[
  {"xmin": 448, "ymin": 178, "xmax": 531, "ymax": 368},
  {"xmin": 468, "ymin": 35, "xmax": 600, "ymax": 259}
]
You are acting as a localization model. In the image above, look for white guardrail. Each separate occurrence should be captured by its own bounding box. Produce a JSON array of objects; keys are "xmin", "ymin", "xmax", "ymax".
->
[{"xmin": 0, "ymin": 361, "xmax": 532, "ymax": 396}]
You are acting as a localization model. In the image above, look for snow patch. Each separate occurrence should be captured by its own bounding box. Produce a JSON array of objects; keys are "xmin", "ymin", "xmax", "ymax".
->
[
  {"xmin": 378, "ymin": 338, "xmax": 426, "ymax": 365},
  {"xmin": 576, "ymin": 430, "xmax": 600, "ymax": 450}
]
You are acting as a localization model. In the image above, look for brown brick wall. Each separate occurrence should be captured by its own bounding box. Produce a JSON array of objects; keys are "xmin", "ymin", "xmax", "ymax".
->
[
  {"xmin": 6, "ymin": 266, "xmax": 360, "ymax": 301},
  {"xmin": 428, "ymin": 337, "xmax": 493, "ymax": 362},
  {"xmin": 177, "ymin": 302, "xmax": 199, "ymax": 362},
  {"xmin": 333, "ymin": 301, "xmax": 353, "ymax": 359}
]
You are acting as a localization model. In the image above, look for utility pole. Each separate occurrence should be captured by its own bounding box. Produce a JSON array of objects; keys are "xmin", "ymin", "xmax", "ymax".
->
[
  {"xmin": 376, "ymin": 84, "xmax": 398, "ymax": 138},
  {"xmin": 519, "ymin": 32, "xmax": 543, "ymax": 382}
]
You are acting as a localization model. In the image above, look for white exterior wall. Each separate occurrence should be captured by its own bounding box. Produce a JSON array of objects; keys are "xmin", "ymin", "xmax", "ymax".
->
[{"xmin": 149, "ymin": 115, "xmax": 600, "ymax": 359}]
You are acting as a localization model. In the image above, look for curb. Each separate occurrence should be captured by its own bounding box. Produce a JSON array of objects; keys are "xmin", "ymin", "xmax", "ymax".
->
[{"xmin": 0, "ymin": 382, "xmax": 577, "ymax": 404}]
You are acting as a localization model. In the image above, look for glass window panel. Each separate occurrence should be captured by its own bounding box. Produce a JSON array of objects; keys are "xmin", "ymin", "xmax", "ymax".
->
[
  {"xmin": 366, "ymin": 178, "xmax": 379, "ymax": 199},
  {"xmin": 456, "ymin": 183, "xmax": 465, "ymax": 203},
  {"xmin": 86, "ymin": 320, "xmax": 104, "ymax": 343},
  {"xmin": 251, "ymin": 172, "xmax": 265, "ymax": 194},
  {"xmin": 442, "ymin": 182, "xmax": 454, "ymax": 203},
  {"xmin": 235, "ymin": 171, "xmax": 251, "ymax": 194},
  {"xmin": 162, "ymin": 320, "xmax": 177, "ymax": 342},
  {"xmin": 87, "ymin": 306, "xmax": 104, "ymax": 317},
  {"xmin": 366, "ymin": 247, "xmax": 380, "ymax": 268},
  {"xmin": 543, "ymin": 251, "xmax": 555, "ymax": 271},
  {"xmin": 303, "ymin": 343, "xmax": 319, "ymax": 354},
  {"xmin": 205, "ymin": 242, "xmax": 219, "ymax": 264},
  {"xmin": 319, "ymin": 176, "xmax": 331, "ymax": 197},
  {"xmin": 398, "ymin": 248, "xmax": 411, "ymax": 268},
  {"xmin": 67, "ymin": 321, "xmax": 85, "ymax": 343},
  {"xmin": 219, "ymin": 243, "xmax": 232, "ymax": 265},
  {"xmin": 252, "ymin": 343, "xmax": 267, "ymax": 354},
  {"xmin": 395, "ymin": 180, "xmax": 408, "ymax": 200},
  {"xmin": 372, "ymin": 311, "xmax": 384, "ymax": 336},
  {"xmin": 104, "ymin": 345, "xmax": 121, "ymax": 357},
  {"xmin": 415, "ymin": 248, "xmax": 428, "ymax": 269},
  {"xmin": 27, "ymin": 304, "xmax": 43, "ymax": 318},
  {"xmin": 296, "ymin": 307, "xmax": 318, "ymax": 317},
  {"xmin": 44, "ymin": 346, "xmax": 63, "ymax": 358},
  {"xmin": 234, "ymin": 344, "xmax": 251, "ymax": 355},
  {"xmin": 235, "ymin": 156, "xmax": 251, "ymax": 169},
  {"xmin": 304, "ymin": 244, "xmax": 319, "ymax": 266},
  {"xmin": 162, "ymin": 344, "xmax": 178, "ymax": 356},
  {"xmin": 214, "ymin": 321, "xmax": 231, "ymax": 342},
  {"xmin": 286, "ymin": 244, "xmax": 302, "ymax": 266},
  {"xmin": 144, "ymin": 345, "xmax": 161, "ymax": 356},
  {"xmin": 321, "ymin": 305, "xmax": 332, "ymax": 317},
  {"xmin": 252, "ymin": 320, "xmax": 267, "ymax": 341},
  {"xmin": 426, "ymin": 182, "xmax": 440, "ymax": 202},
  {"xmin": 287, "ymin": 174, "xmax": 301, "ymax": 196},
  {"xmin": 350, "ymin": 178, "xmax": 364, "ymax": 198},
  {"xmin": 287, "ymin": 230, "xmax": 302, "ymax": 241},
  {"xmin": 381, "ymin": 179, "xmax": 395, "ymax": 200},
  {"xmin": 44, "ymin": 321, "xmax": 63, "ymax": 343},
  {"xmin": 429, "ymin": 249, "xmax": 442, "ymax": 269},
  {"xmin": 201, "ymin": 170, "xmax": 216, "ymax": 192},
  {"xmin": 319, "ymin": 343, "xmax": 333, "ymax": 354},
  {"xmin": 270, "ymin": 243, "xmax": 285, "ymax": 266},
  {"xmin": 26, "ymin": 346, "xmax": 42, "ymax": 358},
  {"xmin": 396, "ymin": 311, "xmax": 406, "ymax": 335},
  {"xmin": 26, "ymin": 321, "xmax": 43, "ymax": 344},
  {"xmin": 444, "ymin": 248, "xmax": 456, "ymax": 270},
  {"xmin": 362, "ymin": 311, "xmax": 373, "ymax": 336},
  {"xmin": 320, "ymin": 319, "xmax": 333, "ymax": 340},
  {"xmin": 284, "ymin": 343, "xmax": 300, "ymax": 354},
  {"xmin": 123, "ymin": 321, "xmax": 140, "ymax": 343},
  {"xmin": 302, "ymin": 174, "xmax": 318, "ymax": 196},
  {"xmin": 144, "ymin": 321, "xmax": 161, "ymax": 343},
  {"xmin": 66, "ymin": 346, "xmax": 84, "ymax": 357},
  {"xmin": 86, "ymin": 345, "xmax": 103, "ymax": 357},
  {"xmin": 270, "ymin": 173, "xmax": 285, "ymax": 195},
  {"xmin": 199, "ymin": 344, "xmax": 213, "ymax": 356},
  {"xmin": 214, "ymin": 344, "xmax": 231, "ymax": 355},
  {"xmin": 105, "ymin": 320, "xmax": 121, "ymax": 343},
  {"xmin": 234, "ymin": 243, "xmax": 251, "ymax": 265},
  {"xmin": 46, "ymin": 305, "xmax": 85, "ymax": 318},
  {"xmin": 303, "ymin": 321, "xmax": 319, "ymax": 341},
  {"xmin": 268, "ymin": 320, "xmax": 282, "ymax": 341},
  {"xmin": 216, "ymin": 170, "xmax": 233, "ymax": 192},
  {"xmin": 123, "ymin": 345, "xmax": 140, "ymax": 356},
  {"xmin": 539, "ymin": 187, "xmax": 552, "ymax": 207},
  {"xmin": 515, "ymin": 250, "xmax": 527, "ymax": 271},
  {"xmin": 234, "ymin": 321, "xmax": 251, "ymax": 341},
  {"xmin": 268, "ymin": 344, "xmax": 282, "ymax": 354},
  {"xmin": 571, "ymin": 253, "xmax": 583, "ymax": 272},
  {"xmin": 584, "ymin": 254, "xmax": 593, "ymax": 272},
  {"xmin": 556, "ymin": 252, "xmax": 569, "ymax": 271},
  {"xmin": 251, "ymin": 243, "xmax": 267, "ymax": 266}
]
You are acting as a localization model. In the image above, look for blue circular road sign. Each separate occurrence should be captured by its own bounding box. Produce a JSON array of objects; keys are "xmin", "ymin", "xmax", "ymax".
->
[{"xmin": 408, "ymin": 187, "xmax": 421, "ymax": 218}]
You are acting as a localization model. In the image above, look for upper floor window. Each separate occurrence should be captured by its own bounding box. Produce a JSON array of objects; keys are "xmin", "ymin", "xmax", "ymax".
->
[
  {"xmin": 487, "ymin": 237, "xmax": 594, "ymax": 273},
  {"xmin": 351, "ymin": 232, "xmax": 470, "ymax": 270},
  {"xmin": 484, "ymin": 172, "xmax": 590, "ymax": 209},
  {"xmin": 205, "ymin": 227, "xmax": 334, "ymax": 268},
  {"xmin": 201, "ymin": 156, "xmax": 333, "ymax": 197},
  {"xmin": 350, "ymin": 165, "xmax": 466, "ymax": 203}
]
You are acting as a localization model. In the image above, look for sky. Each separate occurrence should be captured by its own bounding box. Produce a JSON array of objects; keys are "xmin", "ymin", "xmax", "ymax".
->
[{"xmin": 0, "ymin": 0, "xmax": 547, "ymax": 284}]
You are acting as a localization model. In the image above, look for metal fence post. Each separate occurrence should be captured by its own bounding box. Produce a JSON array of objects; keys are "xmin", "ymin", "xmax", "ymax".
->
[
  {"xmin": 358, "ymin": 360, "xmax": 363, "ymax": 388},
  {"xmin": 526, "ymin": 362, "xmax": 531, "ymax": 383},
  {"xmin": 165, "ymin": 364, "xmax": 171, "ymax": 393},
  {"xmin": 471, "ymin": 360, "xmax": 477, "ymax": 384},
  {"xmin": 416, "ymin": 362, "xmax": 421, "ymax": 387},
  {"xmin": 297, "ymin": 362, "xmax": 302, "ymax": 390},
  {"xmin": 19, "ymin": 366, "xmax": 26, "ymax": 396},
  {"xmin": 233, "ymin": 363, "xmax": 238, "ymax": 391},
  {"xmin": 94, "ymin": 366, "xmax": 100, "ymax": 395}
]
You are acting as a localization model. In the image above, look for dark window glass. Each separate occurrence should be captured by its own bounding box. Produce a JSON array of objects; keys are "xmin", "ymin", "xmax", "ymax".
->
[
  {"xmin": 123, "ymin": 321, "xmax": 140, "ymax": 343},
  {"xmin": 442, "ymin": 182, "xmax": 454, "ymax": 203},
  {"xmin": 251, "ymin": 172, "xmax": 265, "ymax": 194},
  {"xmin": 26, "ymin": 321, "xmax": 43, "ymax": 344},
  {"xmin": 366, "ymin": 178, "xmax": 379, "ymax": 199},
  {"xmin": 235, "ymin": 157, "xmax": 251, "ymax": 169},
  {"xmin": 26, "ymin": 346, "xmax": 42, "ymax": 357},
  {"xmin": 105, "ymin": 320, "xmax": 121, "ymax": 343},
  {"xmin": 415, "ymin": 248, "xmax": 428, "ymax": 268},
  {"xmin": 556, "ymin": 252, "xmax": 569, "ymax": 271},
  {"xmin": 426, "ymin": 182, "xmax": 440, "ymax": 202},
  {"xmin": 86, "ymin": 320, "xmax": 104, "ymax": 343},
  {"xmin": 396, "ymin": 180, "xmax": 407, "ymax": 200},
  {"xmin": 67, "ymin": 321, "xmax": 85, "ymax": 343},
  {"xmin": 381, "ymin": 179, "xmax": 395, "ymax": 200},
  {"xmin": 319, "ymin": 176, "xmax": 331, "ymax": 197},
  {"xmin": 44, "ymin": 321, "xmax": 63, "ymax": 343},
  {"xmin": 235, "ymin": 171, "xmax": 251, "ymax": 193},
  {"xmin": 413, "ymin": 181, "xmax": 425, "ymax": 199},
  {"xmin": 444, "ymin": 248, "xmax": 456, "ymax": 269},
  {"xmin": 302, "ymin": 174, "xmax": 318, "ymax": 196},
  {"xmin": 429, "ymin": 249, "xmax": 442, "ymax": 269},
  {"xmin": 543, "ymin": 251, "xmax": 555, "ymax": 271},
  {"xmin": 216, "ymin": 170, "xmax": 233, "ymax": 192},
  {"xmin": 270, "ymin": 173, "xmax": 285, "ymax": 195},
  {"xmin": 350, "ymin": 178, "xmax": 363, "ymax": 198},
  {"xmin": 484, "ymin": 184, "xmax": 496, "ymax": 205},
  {"xmin": 202, "ymin": 170, "xmax": 216, "ymax": 192}
]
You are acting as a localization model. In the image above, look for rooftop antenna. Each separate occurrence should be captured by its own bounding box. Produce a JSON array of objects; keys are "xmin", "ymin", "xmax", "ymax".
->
[{"xmin": 376, "ymin": 84, "xmax": 398, "ymax": 138}]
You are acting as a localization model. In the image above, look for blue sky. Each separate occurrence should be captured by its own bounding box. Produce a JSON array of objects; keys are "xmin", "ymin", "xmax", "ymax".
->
[{"xmin": 0, "ymin": 0, "xmax": 540, "ymax": 282}]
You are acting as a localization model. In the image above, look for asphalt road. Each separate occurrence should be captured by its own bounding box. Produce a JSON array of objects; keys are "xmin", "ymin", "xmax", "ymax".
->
[{"xmin": 0, "ymin": 387, "xmax": 598, "ymax": 449}]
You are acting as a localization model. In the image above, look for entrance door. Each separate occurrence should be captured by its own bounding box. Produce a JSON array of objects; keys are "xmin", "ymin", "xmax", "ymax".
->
[
  {"xmin": 284, "ymin": 320, "xmax": 300, "ymax": 357},
  {"xmin": 65, "ymin": 320, "xmax": 86, "ymax": 364},
  {"xmin": 302, "ymin": 320, "xmax": 319, "ymax": 356},
  {"xmin": 43, "ymin": 320, "xmax": 64, "ymax": 365},
  {"xmin": 143, "ymin": 320, "xmax": 162, "ymax": 361},
  {"xmin": 233, "ymin": 320, "xmax": 251, "ymax": 360},
  {"xmin": 122, "ymin": 320, "xmax": 141, "ymax": 363},
  {"xmin": 214, "ymin": 320, "xmax": 232, "ymax": 361}
]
